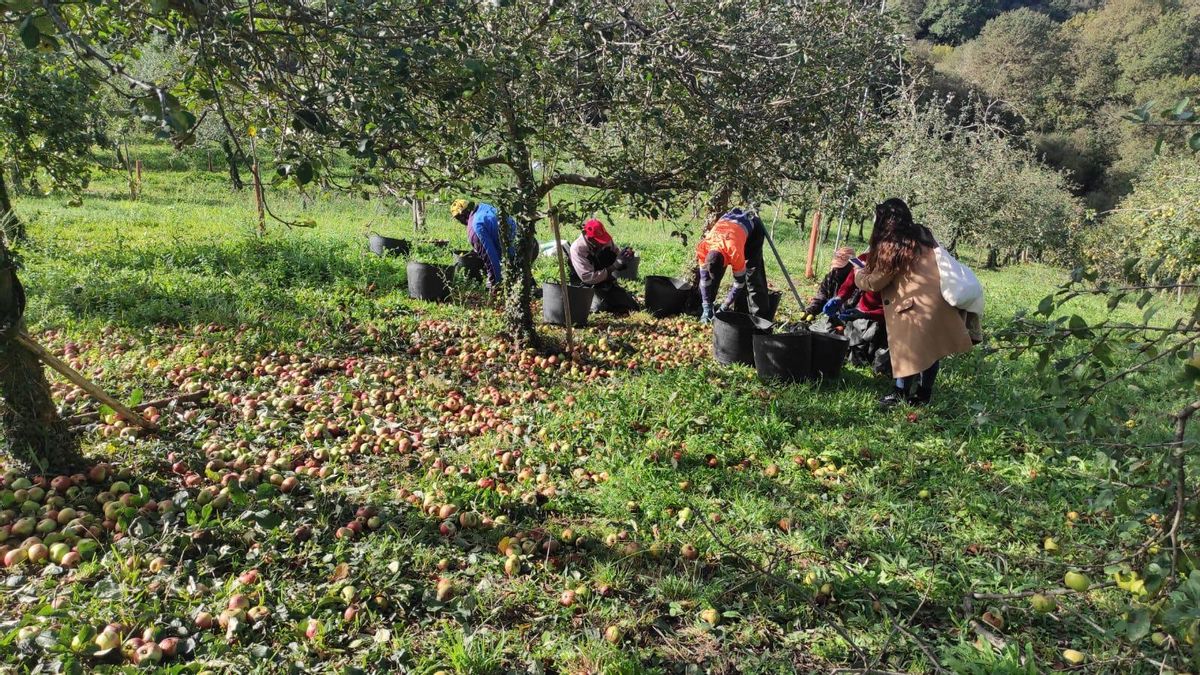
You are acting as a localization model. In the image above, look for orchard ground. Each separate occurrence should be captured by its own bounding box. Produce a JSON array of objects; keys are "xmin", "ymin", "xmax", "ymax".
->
[{"xmin": 1, "ymin": 146, "xmax": 1191, "ymax": 673}]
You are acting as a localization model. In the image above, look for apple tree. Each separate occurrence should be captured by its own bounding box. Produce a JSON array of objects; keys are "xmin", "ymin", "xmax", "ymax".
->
[{"xmin": 992, "ymin": 98, "xmax": 1199, "ymax": 670}]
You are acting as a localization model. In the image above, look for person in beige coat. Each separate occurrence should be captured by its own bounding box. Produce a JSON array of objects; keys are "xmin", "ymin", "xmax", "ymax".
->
[{"xmin": 855, "ymin": 198, "xmax": 973, "ymax": 407}]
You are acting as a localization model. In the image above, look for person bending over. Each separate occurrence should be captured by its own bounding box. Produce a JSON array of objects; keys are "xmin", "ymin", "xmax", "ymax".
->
[
  {"xmin": 450, "ymin": 199, "xmax": 536, "ymax": 291},
  {"xmin": 695, "ymin": 208, "xmax": 770, "ymax": 323}
]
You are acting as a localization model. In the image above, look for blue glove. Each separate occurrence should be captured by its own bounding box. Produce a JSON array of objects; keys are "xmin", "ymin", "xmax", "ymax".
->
[
  {"xmin": 700, "ymin": 303, "xmax": 714, "ymax": 323},
  {"xmin": 838, "ymin": 308, "xmax": 866, "ymax": 323},
  {"xmin": 822, "ymin": 298, "xmax": 844, "ymax": 317}
]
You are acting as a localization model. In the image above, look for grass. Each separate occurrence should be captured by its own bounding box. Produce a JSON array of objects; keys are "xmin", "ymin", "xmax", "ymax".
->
[{"xmin": 0, "ymin": 141, "xmax": 1194, "ymax": 673}]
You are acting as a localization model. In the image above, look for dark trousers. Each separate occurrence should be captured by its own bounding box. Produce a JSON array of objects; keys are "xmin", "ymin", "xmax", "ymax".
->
[{"xmin": 896, "ymin": 361, "xmax": 939, "ymax": 398}]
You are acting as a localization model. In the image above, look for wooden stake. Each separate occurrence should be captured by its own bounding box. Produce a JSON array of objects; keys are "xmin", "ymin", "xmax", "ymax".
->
[
  {"xmin": 547, "ymin": 204, "xmax": 575, "ymax": 353},
  {"xmin": 250, "ymin": 136, "xmax": 265, "ymax": 236},
  {"xmin": 13, "ymin": 333, "xmax": 157, "ymax": 431},
  {"xmin": 805, "ymin": 206, "xmax": 823, "ymax": 279},
  {"xmin": 135, "ymin": 160, "xmax": 143, "ymax": 182}
]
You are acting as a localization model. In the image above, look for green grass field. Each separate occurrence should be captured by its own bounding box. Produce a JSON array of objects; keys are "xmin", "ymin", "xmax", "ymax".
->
[{"xmin": 0, "ymin": 144, "xmax": 1192, "ymax": 673}]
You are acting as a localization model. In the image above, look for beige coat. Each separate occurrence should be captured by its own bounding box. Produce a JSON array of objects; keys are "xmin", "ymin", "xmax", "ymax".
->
[{"xmin": 856, "ymin": 243, "xmax": 973, "ymax": 378}]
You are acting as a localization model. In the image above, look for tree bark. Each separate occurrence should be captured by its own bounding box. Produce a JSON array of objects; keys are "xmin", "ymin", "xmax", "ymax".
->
[
  {"xmin": 498, "ymin": 93, "xmax": 540, "ymax": 348},
  {"xmin": 221, "ymin": 138, "xmax": 245, "ymax": 191},
  {"xmin": 0, "ymin": 171, "xmax": 24, "ymax": 242},
  {"xmin": 0, "ymin": 236, "xmax": 78, "ymax": 471}
]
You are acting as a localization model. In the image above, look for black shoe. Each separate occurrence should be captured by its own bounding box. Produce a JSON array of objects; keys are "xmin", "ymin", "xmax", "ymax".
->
[
  {"xmin": 907, "ymin": 392, "xmax": 932, "ymax": 406},
  {"xmin": 879, "ymin": 391, "xmax": 908, "ymax": 409}
]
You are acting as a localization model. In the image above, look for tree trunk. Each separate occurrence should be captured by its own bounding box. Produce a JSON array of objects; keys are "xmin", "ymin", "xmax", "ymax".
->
[
  {"xmin": 704, "ymin": 184, "xmax": 734, "ymax": 233},
  {"xmin": 857, "ymin": 217, "xmax": 866, "ymax": 242},
  {"xmin": 986, "ymin": 248, "xmax": 1000, "ymax": 269},
  {"xmin": 0, "ymin": 236, "xmax": 78, "ymax": 471},
  {"xmin": 0, "ymin": 171, "xmax": 23, "ymax": 242},
  {"xmin": 221, "ymin": 138, "xmax": 245, "ymax": 191},
  {"xmin": 498, "ymin": 92, "xmax": 540, "ymax": 348}
]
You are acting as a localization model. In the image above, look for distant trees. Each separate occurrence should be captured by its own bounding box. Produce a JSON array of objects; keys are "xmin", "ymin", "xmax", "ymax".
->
[
  {"xmin": 861, "ymin": 96, "xmax": 1082, "ymax": 267},
  {"xmin": 896, "ymin": 0, "xmax": 1098, "ymax": 43},
  {"xmin": 948, "ymin": 9, "xmax": 1068, "ymax": 129},
  {"xmin": 924, "ymin": 0, "xmax": 1200, "ymax": 210}
]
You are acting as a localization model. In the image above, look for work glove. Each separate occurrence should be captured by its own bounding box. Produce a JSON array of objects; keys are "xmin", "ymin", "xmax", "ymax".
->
[
  {"xmin": 822, "ymin": 297, "xmax": 844, "ymax": 317},
  {"xmin": 838, "ymin": 308, "xmax": 866, "ymax": 323},
  {"xmin": 613, "ymin": 256, "xmax": 628, "ymax": 271},
  {"xmin": 700, "ymin": 303, "xmax": 714, "ymax": 323}
]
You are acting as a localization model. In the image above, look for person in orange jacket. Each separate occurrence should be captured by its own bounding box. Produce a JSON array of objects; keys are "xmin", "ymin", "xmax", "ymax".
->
[{"xmin": 695, "ymin": 208, "xmax": 770, "ymax": 322}]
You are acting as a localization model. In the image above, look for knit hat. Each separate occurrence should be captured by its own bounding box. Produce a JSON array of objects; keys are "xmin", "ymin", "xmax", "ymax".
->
[
  {"xmin": 450, "ymin": 199, "xmax": 474, "ymax": 219},
  {"xmin": 583, "ymin": 219, "xmax": 613, "ymax": 246}
]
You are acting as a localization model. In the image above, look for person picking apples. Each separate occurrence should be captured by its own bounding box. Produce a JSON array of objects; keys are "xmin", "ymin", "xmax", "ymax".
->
[
  {"xmin": 695, "ymin": 207, "xmax": 771, "ymax": 323},
  {"xmin": 567, "ymin": 219, "xmax": 640, "ymax": 314},
  {"xmin": 450, "ymin": 198, "xmax": 538, "ymax": 291}
]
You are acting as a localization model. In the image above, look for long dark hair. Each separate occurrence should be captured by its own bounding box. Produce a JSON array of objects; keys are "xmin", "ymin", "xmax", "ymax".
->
[{"xmin": 867, "ymin": 198, "xmax": 925, "ymax": 277}]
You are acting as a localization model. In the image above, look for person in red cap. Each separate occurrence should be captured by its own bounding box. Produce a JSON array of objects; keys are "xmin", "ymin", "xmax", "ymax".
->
[{"xmin": 567, "ymin": 219, "xmax": 639, "ymax": 314}]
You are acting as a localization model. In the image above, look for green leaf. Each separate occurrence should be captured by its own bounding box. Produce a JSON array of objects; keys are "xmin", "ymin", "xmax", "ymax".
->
[
  {"xmin": 1037, "ymin": 295, "xmax": 1055, "ymax": 316},
  {"xmin": 128, "ymin": 389, "xmax": 144, "ymax": 406},
  {"xmin": 1068, "ymin": 315, "xmax": 1090, "ymax": 337},
  {"xmin": 253, "ymin": 510, "xmax": 282, "ymax": 530},
  {"xmin": 18, "ymin": 16, "xmax": 39, "ymax": 49},
  {"xmin": 1190, "ymin": 132, "xmax": 1200, "ymax": 153},
  {"xmin": 1122, "ymin": 256, "xmax": 1141, "ymax": 277}
]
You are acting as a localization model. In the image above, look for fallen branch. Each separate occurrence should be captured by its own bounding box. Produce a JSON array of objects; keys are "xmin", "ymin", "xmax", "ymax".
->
[
  {"xmin": 967, "ymin": 581, "xmax": 1115, "ymax": 601},
  {"xmin": 14, "ymin": 332, "xmax": 156, "ymax": 431},
  {"xmin": 65, "ymin": 390, "xmax": 207, "ymax": 426}
]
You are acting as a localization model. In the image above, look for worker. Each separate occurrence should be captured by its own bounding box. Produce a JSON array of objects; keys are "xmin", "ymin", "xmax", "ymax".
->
[
  {"xmin": 855, "ymin": 198, "xmax": 974, "ymax": 407},
  {"xmin": 450, "ymin": 199, "xmax": 536, "ymax": 290},
  {"xmin": 695, "ymin": 208, "xmax": 770, "ymax": 323},
  {"xmin": 568, "ymin": 219, "xmax": 640, "ymax": 314},
  {"xmin": 823, "ymin": 251, "xmax": 889, "ymax": 375},
  {"xmin": 804, "ymin": 247, "xmax": 858, "ymax": 316}
]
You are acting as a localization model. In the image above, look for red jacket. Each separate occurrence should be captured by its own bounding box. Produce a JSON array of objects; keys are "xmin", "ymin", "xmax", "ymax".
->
[{"xmin": 837, "ymin": 265, "xmax": 884, "ymax": 320}]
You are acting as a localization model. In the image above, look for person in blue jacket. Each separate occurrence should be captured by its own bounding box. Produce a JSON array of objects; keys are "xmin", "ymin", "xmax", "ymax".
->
[{"xmin": 451, "ymin": 199, "xmax": 515, "ymax": 290}]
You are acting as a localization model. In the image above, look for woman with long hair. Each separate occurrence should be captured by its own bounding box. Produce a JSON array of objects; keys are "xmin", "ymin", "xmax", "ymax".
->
[{"xmin": 855, "ymin": 198, "xmax": 973, "ymax": 407}]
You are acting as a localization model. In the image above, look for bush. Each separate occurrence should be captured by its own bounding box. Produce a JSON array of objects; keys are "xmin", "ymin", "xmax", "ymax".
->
[{"xmin": 1099, "ymin": 153, "xmax": 1200, "ymax": 284}]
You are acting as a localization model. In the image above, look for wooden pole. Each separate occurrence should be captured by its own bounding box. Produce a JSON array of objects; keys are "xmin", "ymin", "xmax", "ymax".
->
[
  {"xmin": 135, "ymin": 160, "xmax": 143, "ymax": 182},
  {"xmin": 250, "ymin": 135, "xmax": 265, "ymax": 236},
  {"xmin": 547, "ymin": 205, "xmax": 575, "ymax": 353},
  {"xmin": 804, "ymin": 201, "xmax": 824, "ymax": 280},
  {"xmin": 13, "ymin": 333, "xmax": 157, "ymax": 431}
]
